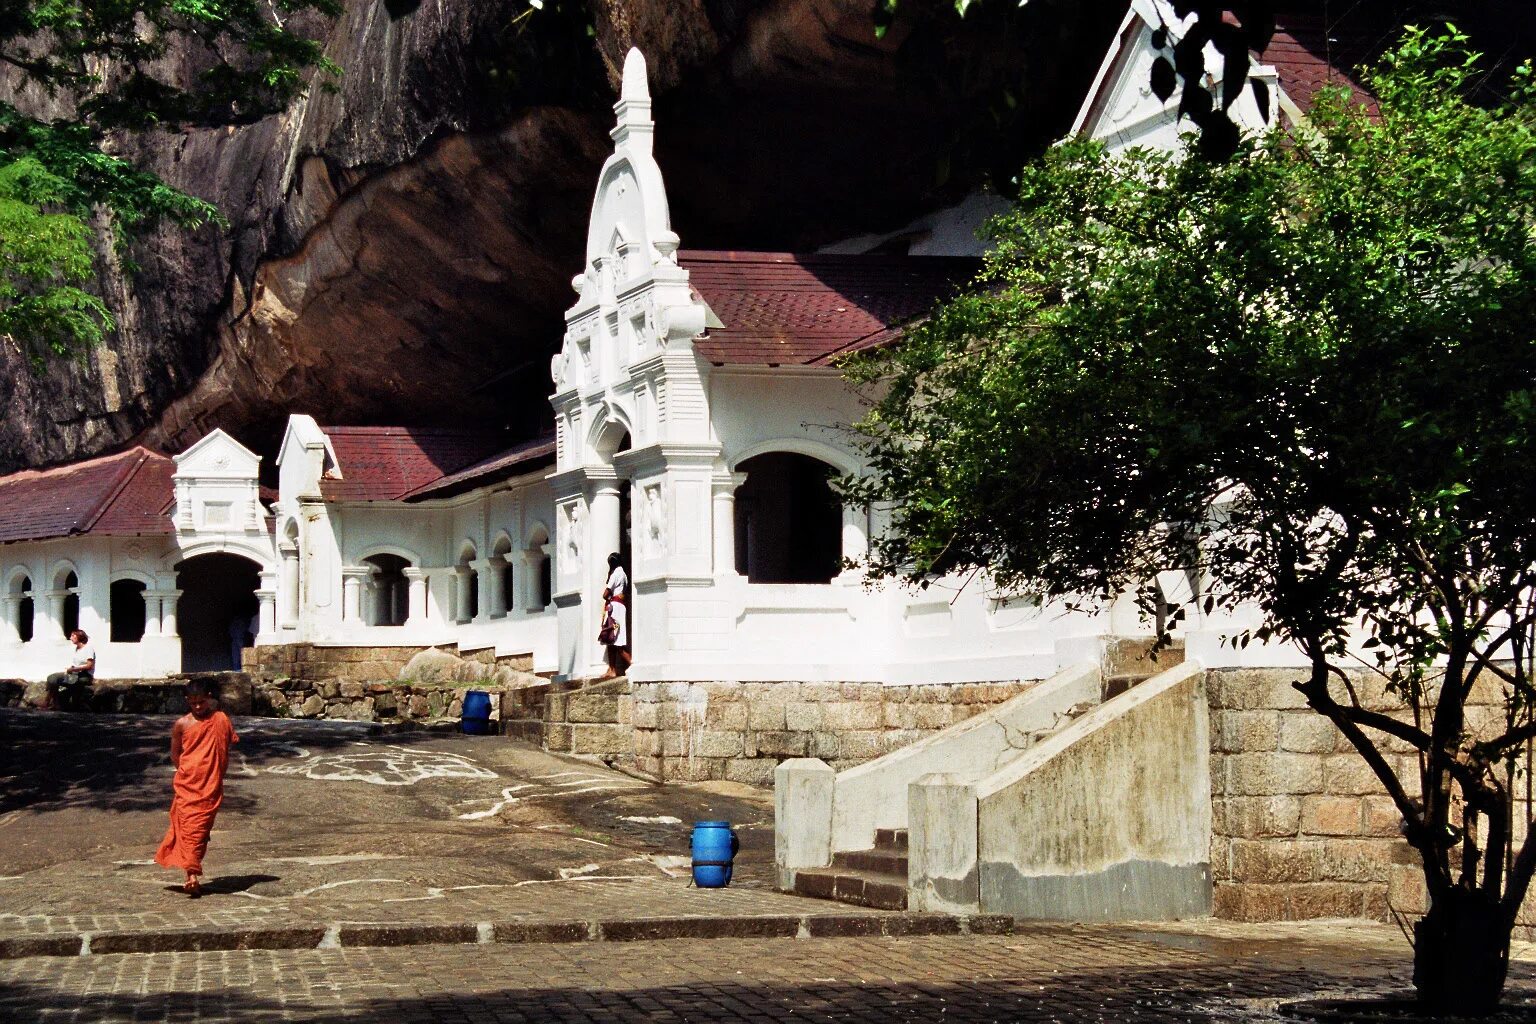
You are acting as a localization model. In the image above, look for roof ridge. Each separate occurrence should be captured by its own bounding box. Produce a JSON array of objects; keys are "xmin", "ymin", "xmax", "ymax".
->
[{"xmin": 79, "ymin": 449, "xmax": 151, "ymax": 535}]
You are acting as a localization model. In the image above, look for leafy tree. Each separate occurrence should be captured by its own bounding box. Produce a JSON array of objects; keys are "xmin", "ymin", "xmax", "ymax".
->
[
  {"xmin": 0, "ymin": 0, "xmax": 341, "ymax": 365},
  {"xmin": 845, "ymin": 28, "xmax": 1536, "ymax": 1015}
]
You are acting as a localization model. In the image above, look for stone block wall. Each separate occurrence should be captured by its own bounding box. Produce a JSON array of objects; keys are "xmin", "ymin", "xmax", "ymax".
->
[
  {"xmin": 1207, "ymin": 667, "xmax": 1529, "ymax": 935},
  {"xmin": 0, "ymin": 673, "xmax": 252, "ymax": 715},
  {"xmin": 626, "ymin": 680, "xmax": 1038, "ymax": 784},
  {"xmin": 244, "ymin": 643, "xmax": 431, "ymax": 683}
]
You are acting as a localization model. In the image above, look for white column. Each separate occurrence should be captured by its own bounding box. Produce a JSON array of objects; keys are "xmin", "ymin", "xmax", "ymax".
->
[
  {"xmin": 160, "ymin": 589, "xmax": 182, "ymax": 638},
  {"xmin": 840, "ymin": 502, "xmax": 869, "ymax": 574},
  {"xmin": 257, "ymin": 573, "xmax": 279, "ymax": 636},
  {"xmin": 404, "ymin": 568, "xmax": 429, "ymax": 625},
  {"xmin": 142, "ymin": 592, "xmax": 164, "ymax": 637},
  {"xmin": 472, "ymin": 558, "xmax": 498, "ymax": 622},
  {"xmin": 588, "ymin": 477, "xmax": 622, "ymax": 676},
  {"xmin": 0, "ymin": 597, "xmax": 18, "ymax": 645},
  {"xmin": 280, "ymin": 550, "xmax": 300, "ymax": 627},
  {"xmin": 540, "ymin": 543, "xmax": 555, "ymax": 608},
  {"xmin": 712, "ymin": 473, "xmax": 746, "ymax": 576},
  {"xmin": 341, "ymin": 566, "xmax": 371, "ymax": 622},
  {"xmin": 44, "ymin": 589, "xmax": 66, "ymax": 638},
  {"xmin": 453, "ymin": 566, "xmax": 473, "ymax": 624}
]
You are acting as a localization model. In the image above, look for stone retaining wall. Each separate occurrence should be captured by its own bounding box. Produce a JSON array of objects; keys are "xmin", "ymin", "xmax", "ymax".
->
[
  {"xmin": 0, "ymin": 674, "xmax": 252, "ymax": 715},
  {"xmin": 242, "ymin": 643, "xmax": 536, "ymax": 684},
  {"xmin": 625, "ymin": 680, "xmax": 1040, "ymax": 785},
  {"xmin": 1206, "ymin": 666, "xmax": 1529, "ymax": 936}
]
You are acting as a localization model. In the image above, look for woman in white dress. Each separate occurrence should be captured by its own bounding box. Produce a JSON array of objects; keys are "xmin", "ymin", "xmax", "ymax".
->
[{"xmin": 601, "ymin": 552, "xmax": 631, "ymax": 679}]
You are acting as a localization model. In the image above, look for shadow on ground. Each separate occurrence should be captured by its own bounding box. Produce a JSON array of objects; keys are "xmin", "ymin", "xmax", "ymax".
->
[
  {"xmin": 0, "ymin": 710, "xmax": 423, "ymax": 815},
  {"xmin": 2, "ymin": 958, "xmax": 1528, "ymax": 1024}
]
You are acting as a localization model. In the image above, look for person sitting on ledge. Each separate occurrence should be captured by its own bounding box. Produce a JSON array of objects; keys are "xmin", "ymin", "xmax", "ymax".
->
[{"xmin": 44, "ymin": 629, "xmax": 95, "ymax": 711}]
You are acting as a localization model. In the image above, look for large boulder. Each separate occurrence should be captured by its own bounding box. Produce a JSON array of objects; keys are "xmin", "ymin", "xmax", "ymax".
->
[
  {"xmin": 1, "ymin": 0, "xmax": 1124, "ymax": 471},
  {"xmin": 399, "ymin": 649, "xmax": 543, "ymax": 689}
]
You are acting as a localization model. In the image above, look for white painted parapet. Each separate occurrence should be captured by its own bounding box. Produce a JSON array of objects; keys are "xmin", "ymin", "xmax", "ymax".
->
[
  {"xmin": 971, "ymin": 660, "xmax": 1210, "ymax": 921},
  {"xmin": 829, "ymin": 662, "xmax": 1101, "ymax": 854},
  {"xmin": 774, "ymin": 758, "xmax": 836, "ymax": 889}
]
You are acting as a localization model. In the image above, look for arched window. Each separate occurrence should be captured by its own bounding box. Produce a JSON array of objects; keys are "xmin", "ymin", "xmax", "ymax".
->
[
  {"xmin": 9, "ymin": 575, "xmax": 33, "ymax": 643},
  {"xmin": 110, "ymin": 579, "xmax": 148, "ymax": 643},
  {"xmin": 734, "ymin": 452, "xmax": 843, "ymax": 584},
  {"xmin": 364, "ymin": 555, "xmax": 410, "ymax": 627},
  {"xmin": 59, "ymin": 569, "xmax": 80, "ymax": 637}
]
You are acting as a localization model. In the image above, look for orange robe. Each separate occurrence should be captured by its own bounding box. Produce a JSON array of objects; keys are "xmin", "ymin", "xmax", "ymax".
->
[{"xmin": 155, "ymin": 710, "xmax": 238, "ymax": 875}]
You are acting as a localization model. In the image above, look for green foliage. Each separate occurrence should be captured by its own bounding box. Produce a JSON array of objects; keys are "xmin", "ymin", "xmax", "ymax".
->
[
  {"xmin": 847, "ymin": 27, "xmax": 1536, "ymax": 1008},
  {"xmin": 0, "ymin": 0, "xmax": 341, "ymax": 363},
  {"xmin": 0, "ymin": 157, "xmax": 111, "ymax": 361}
]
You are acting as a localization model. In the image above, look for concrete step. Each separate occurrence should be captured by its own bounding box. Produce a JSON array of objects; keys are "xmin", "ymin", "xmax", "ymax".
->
[
  {"xmin": 874, "ymin": 828, "xmax": 908, "ymax": 852},
  {"xmin": 793, "ymin": 867, "xmax": 908, "ymax": 911},
  {"xmin": 831, "ymin": 847, "xmax": 909, "ymax": 876}
]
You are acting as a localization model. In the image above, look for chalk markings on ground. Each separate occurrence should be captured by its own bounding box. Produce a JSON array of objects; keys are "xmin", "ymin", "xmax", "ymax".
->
[
  {"xmin": 453, "ymin": 772, "xmax": 647, "ymax": 820},
  {"xmin": 265, "ymin": 746, "xmax": 496, "ymax": 787}
]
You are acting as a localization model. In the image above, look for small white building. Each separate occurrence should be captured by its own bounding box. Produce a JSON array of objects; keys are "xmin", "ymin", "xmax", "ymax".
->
[{"xmin": 0, "ymin": 432, "xmax": 275, "ymax": 679}]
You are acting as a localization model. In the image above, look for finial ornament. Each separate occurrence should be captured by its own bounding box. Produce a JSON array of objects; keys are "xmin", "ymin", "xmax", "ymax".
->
[{"xmin": 611, "ymin": 47, "xmax": 654, "ymax": 153}]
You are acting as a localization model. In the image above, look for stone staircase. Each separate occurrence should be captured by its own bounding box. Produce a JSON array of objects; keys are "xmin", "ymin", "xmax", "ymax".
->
[
  {"xmin": 784, "ymin": 638, "xmax": 1181, "ymax": 913},
  {"xmin": 793, "ymin": 828, "xmax": 912, "ymax": 910}
]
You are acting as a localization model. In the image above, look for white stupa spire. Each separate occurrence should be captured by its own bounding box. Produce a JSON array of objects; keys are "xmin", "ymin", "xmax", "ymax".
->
[{"xmin": 611, "ymin": 48, "xmax": 654, "ymax": 155}]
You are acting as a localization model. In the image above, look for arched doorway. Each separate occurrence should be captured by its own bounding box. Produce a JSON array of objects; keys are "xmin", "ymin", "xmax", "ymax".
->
[
  {"xmin": 176, "ymin": 553, "xmax": 261, "ymax": 671},
  {"xmin": 734, "ymin": 452, "xmax": 843, "ymax": 584},
  {"xmin": 363, "ymin": 554, "xmax": 410, "ymax": 626}
]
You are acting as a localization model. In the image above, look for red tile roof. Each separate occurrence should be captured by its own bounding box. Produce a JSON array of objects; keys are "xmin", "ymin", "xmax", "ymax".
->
[
  {"xmin": 0, "ymin": 448, "xmax": 174, "ymax": 545},
  {"xmin": 402, "ymin": 435, "xmax": 557, "ymax": 503},
  {"xmin": 680, "ymin": 251, "xmax": 980, "ymax": 366},
  {"xmin": 318, "ymin": 427, "xmax": 511, "ymax": 502},
  {"xmin": 1260, "ymin": 12, "xmax": 1379, "ymax": 117}
]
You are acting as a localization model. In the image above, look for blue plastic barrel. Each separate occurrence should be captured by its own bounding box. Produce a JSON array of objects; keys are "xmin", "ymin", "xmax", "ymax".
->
[
  {"xmin": 691, "ymin": 820, "xmax": 738, "ymax": 888},
  {"xmin": 461, "ymin": 690, "xmax": 492, "ymax": 735}
]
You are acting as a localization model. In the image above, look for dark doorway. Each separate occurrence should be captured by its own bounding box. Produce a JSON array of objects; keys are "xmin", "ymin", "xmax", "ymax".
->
[
  {"xmin": 176, "ymin": 553, "xmax": 260, "ymax": 671},
  {"xmin": 60, "ymin": 571, "xmax": 79, "ymax": 637},
  {"xmin": 734, "ymin": 452, "xmax": 842, "ymax": 584},
  {"xmin": 615, "ymin": 432, "xmax": 633, "ymax": 574},
  {"xmin": 109, "ymin": 580, "xmax": 148, "ymax": 643},
  {"xmin": 12, "ymin": 576, "xmax": 33, "ymax": 643},
  {"xmin": 364, "ymin": 554, "xmax": 409, "ymax": 626}
]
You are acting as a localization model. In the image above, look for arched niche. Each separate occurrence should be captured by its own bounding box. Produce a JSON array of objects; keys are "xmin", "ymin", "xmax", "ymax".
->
[{"xmin": 733, "ymin": 451, "xmax": 844, "ymax": 585}]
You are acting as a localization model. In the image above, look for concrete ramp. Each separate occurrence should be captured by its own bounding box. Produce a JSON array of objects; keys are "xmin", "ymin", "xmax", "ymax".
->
[
  {"xmin": 910, "ymin": 661, "xmax": 1211, "ymax": 920},
  {"xmin": 775, "ymin": 662, "xmax": 1102, "ymax": 890}
]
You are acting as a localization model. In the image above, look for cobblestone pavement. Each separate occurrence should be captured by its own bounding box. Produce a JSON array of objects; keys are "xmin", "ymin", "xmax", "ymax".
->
[
  {"xmin": 0, "ymin": 709, "xmax": 803, "ymax": 944},
  {"xmin": 3, "ymin": 922, "xmax": 1530, "ymax": 1023}
]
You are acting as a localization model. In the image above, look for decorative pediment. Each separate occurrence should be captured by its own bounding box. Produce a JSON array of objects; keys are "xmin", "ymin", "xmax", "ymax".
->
[
  {"xmin": 1072, "ymin": 0, "xmax": 1278, "ymax": 149},
  {"xmin": 174, "ymin": 428, "xmax": 260, "ymax": 480}
]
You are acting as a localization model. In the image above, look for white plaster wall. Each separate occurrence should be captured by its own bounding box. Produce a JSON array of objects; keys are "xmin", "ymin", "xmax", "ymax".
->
[
  {"xmin": 309, "ymin": 475, "xmax": 560, "ymax": 671},
  {"xmin": 1, "ymin": 535, "xmax": 181, "ymax": 680}
]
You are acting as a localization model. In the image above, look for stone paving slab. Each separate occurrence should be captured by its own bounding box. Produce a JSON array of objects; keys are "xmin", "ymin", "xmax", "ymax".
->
[
  {"xmin": 2, "ymin": 922, "xmax": 1532, "ymax": 1023},
  {"xmin": 0, "ymin": 907, "xmax": 1012, "ymax": 959}
]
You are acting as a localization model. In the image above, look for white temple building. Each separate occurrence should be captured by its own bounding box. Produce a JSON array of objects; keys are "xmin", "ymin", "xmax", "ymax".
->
[{"xmin": 0, "ymin": 1, "xmax": 1349, "ymax": 684}]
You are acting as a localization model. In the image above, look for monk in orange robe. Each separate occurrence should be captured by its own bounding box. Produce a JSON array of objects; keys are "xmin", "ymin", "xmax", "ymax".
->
[{"xmin": 155, "ymin": 679, "xmax": 239, "ymax": 896}]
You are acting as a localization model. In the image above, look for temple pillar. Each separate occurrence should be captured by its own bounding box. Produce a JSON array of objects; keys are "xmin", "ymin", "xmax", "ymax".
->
[
  {"xmin": 341, "ymin": 566, "xmax": 371, "ymax": 622},
  {"xmin": 712, "ymin": 472, "xmax": 747, "ymax": 576},
  {"xmin": 404, "ymin": 568, "xmax": 429, "ymax": 625},
  {"xmin": 472, "ymin": 558, "xmax": 498, "ymax": 622},
  {"xmin": 280, "ymin": 549, "xmax": 300, "ymax": 628},
  {"xmin": 257, "ymin": 572, "xmax": 279, "ymax": 637},
  {"xmin": 160, "ymin": 590, "xmax": 182, "ymax": 638}
]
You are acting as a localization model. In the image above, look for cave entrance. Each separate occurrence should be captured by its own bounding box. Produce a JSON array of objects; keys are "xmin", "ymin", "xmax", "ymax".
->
[{"xmin": 176, "ymin": 553, "xmax": 261, "ymax": 672}]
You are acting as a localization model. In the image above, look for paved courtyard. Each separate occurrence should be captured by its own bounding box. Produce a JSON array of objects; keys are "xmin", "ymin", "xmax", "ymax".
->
[
  {"xmin": 0, "ymin": 708, "xmax": 795, "ymax": 944},
  {"xmin": 4, "ymin": 709, "xmax": 1536, "ymax": 1022}
]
